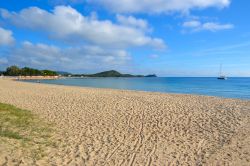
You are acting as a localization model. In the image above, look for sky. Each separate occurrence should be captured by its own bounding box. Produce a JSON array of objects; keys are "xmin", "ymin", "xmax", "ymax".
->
[{"xmin": 0, "ymin": 0, "xmax": 249, "ymax": 76}]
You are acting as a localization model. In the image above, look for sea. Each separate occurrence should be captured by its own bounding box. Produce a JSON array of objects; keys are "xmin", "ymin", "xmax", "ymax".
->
[{"xmin": 23, "ymin": 77, "xmax": 250, "ymax": 100}]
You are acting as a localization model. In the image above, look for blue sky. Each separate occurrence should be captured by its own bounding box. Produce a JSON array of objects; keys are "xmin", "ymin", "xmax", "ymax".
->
[{"xmin": 0, "ymin": 0, "xmax": 249, "ymax": 76}]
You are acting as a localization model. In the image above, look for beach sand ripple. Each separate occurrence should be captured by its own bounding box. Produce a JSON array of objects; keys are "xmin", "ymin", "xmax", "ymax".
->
[{"xmin": 0, "ymin": 79, "xmax": 249, "ymax": 165}]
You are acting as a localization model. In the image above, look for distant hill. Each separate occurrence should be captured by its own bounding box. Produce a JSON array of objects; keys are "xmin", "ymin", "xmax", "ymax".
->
[
  {"xmin": 145, "ymin": 74, "xmax": 157, "ymax": 77},
  {"xmin": 73, "ymin": 70, "xmax": 156, "ymax": 78},
  {"xmin": 1, "ymin": 67, "xmax": 157, "ymax": 78},
  {"xmin": 89, "ymin": 70, "xmax": 123, "ymax": 77}
]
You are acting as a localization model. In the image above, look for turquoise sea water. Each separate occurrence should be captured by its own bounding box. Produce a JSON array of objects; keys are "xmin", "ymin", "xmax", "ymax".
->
[{"xmin": 23, "ymin": 77, "xmax": 250, "ymax": 100}]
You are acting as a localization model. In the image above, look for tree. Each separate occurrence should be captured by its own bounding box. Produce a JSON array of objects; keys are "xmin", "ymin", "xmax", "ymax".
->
[
  {"xmin": 41, "ymin": 70, "xmax": 57, "ymax": 76},
  {"xmin": 5, "ymin": 66, "xmax": 21, "ymax": 76},
  {"xmin": 4, "ymin": 66, "xmax": 58, "ymax": 76},
  {"xmin": 21, "ymin": 67, "xmax": 42, "ymax": 76}
]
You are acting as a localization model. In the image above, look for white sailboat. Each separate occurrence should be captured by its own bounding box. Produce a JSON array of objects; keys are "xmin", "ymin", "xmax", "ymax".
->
[{"xmin": 217, "ymin": 64, "xmax": 227, "ymax": 80}]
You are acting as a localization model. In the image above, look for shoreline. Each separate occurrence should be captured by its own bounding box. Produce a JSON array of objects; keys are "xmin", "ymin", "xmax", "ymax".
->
[
  {"xmin": 18, "ymin": 77, "xmax": 249, "ymax": 101},
  {"xmin": 0, "ymin": 79, "xmax": 249, "ymax": 165},
  {"xmin": 17, "ymin": 75, "xmax": 59, "ymax": 80},
  {"xmin": 17, "ymin": 77, "xmax": 237, "ymax": 100},
  {"xmin": 0, "ymin": 76, "xmax": 60, "ymax": 80}
]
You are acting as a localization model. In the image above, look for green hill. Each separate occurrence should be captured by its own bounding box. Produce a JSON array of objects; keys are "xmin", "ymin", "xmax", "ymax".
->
[
  {"xmin": 81, "ymin": 70, "xmax": 155, "ymax": 77},
  {"xmin": 2, "ymin": 66, "xmax": 157, "ymax": 78},
  {"xmin": 90, "ymin": 70, "xmax": 123, "ymax": 77}
]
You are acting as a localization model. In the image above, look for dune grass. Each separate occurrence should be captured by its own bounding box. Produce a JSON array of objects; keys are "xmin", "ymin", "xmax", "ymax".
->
[
  {"xmin": 0, "ymin": 103, "xmax": 34, "ymax": 140},
  {"xmin": 0, "ymin": 102, "xmax": 57, "ymax": 160}
]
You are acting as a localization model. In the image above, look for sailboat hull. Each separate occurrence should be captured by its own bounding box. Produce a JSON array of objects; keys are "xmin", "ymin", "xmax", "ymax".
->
[{"xmin": 217, "ymin": 76, "xmax": 227, "ymax": 80}]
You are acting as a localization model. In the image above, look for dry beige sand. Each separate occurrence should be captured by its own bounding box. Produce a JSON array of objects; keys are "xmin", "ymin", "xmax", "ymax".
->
[{"xmin": 0, "ymin": 79, "xmax": 249, "ymax": 165}]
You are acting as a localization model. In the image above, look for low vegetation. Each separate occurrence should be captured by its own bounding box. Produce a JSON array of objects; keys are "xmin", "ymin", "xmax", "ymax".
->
[
  {"xmin": 72, "ymin": 70, "xmax": 157, "ymax": 77},
  {"xmin": 0, "ymin": 103, "xmax": 57, "ymax": 160},
  {"xmin": 1, "ymin": 66, "xmax": 157, "ymax": 77},
  {"xmin": 3, "ymin": 66, "xmax": 58, "ymax": 76}
]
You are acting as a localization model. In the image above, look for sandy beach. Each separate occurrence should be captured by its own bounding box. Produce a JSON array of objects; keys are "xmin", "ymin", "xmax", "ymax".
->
[{"xmin": 0, "ymin": 78, "xmax": 249, "ymax": 165}]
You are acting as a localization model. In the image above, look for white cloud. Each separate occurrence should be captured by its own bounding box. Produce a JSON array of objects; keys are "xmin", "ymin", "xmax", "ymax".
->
[
  {"xmin": 0, "ymin": 27, "xmax": 15, "ymax": 46},
  {"xmin": 182, "ymin": 20, "xmax": 234, "ymax": 32},
  {"xmin": 182, "ymin": 20, "xmax": 201, "ymax": 28},
  {"xmin": 116, "ymin": 15, "xmax": 149, "ymax": 31},
  {"xmin": 202, "ymin": 22, "xmax": 234, "ymax": 31},
  {"xmin": 0, "ymin": 6, "xmax": 165, "ymax": 49},
  {"xmin": 90, "ymin": 0, "xmax": 230, "ymax": 13},
  {"xmin": 5, "ymin": 41, "xmax": 131, "ymax": 71}
]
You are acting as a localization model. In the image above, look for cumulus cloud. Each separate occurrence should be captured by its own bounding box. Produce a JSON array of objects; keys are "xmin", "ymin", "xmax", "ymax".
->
[
  {"xmin": 90, "ymin": 0, "xmax": 230, "ymax": 13},
  {"xmin": 116, "ymin": 15, "xmax": 149, "ymax": 31},
  {"xmin": 5, "ymin": 41, "xmax": 131, "ymax": 71},
  {"xmin": 0, "ymin": 6, "xmax": 165, "ymax": 49},
  {"xmin": 183, "ymin": 20, "xmax": 201, "ymax": 28},
  {"xmin": 182, "ymin": 20, "xmax": 234, "ymax": 32},
  {"xmin": 0, "ymin": 27, "xmax": 15, "ymax": 46}
]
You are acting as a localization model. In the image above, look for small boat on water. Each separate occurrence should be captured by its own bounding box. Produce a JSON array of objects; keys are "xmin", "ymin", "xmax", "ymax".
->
[
  {"xmin": 217, "ymin": 75, "xmax": 227, "ymax": 80},
  {"xmin": 217, "ymin": 64, "xmax": 227, "ymax": 80}
]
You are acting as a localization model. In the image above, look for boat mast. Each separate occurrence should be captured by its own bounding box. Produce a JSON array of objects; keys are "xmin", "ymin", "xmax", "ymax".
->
[{"xmin": 219, "ymin": 63, "xmax": 222, "ymax": 76}]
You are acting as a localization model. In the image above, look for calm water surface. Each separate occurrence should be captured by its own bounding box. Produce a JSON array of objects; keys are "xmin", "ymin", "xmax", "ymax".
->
[{"xmin": 24, "ymin": 77, "xmax": 250, "ymax": 100}]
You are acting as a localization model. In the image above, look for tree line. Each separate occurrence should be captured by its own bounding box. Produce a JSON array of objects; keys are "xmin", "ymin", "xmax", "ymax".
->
[{"xmin": 2, "ymin": 66, "xmax": 58, "ymax": 76}]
